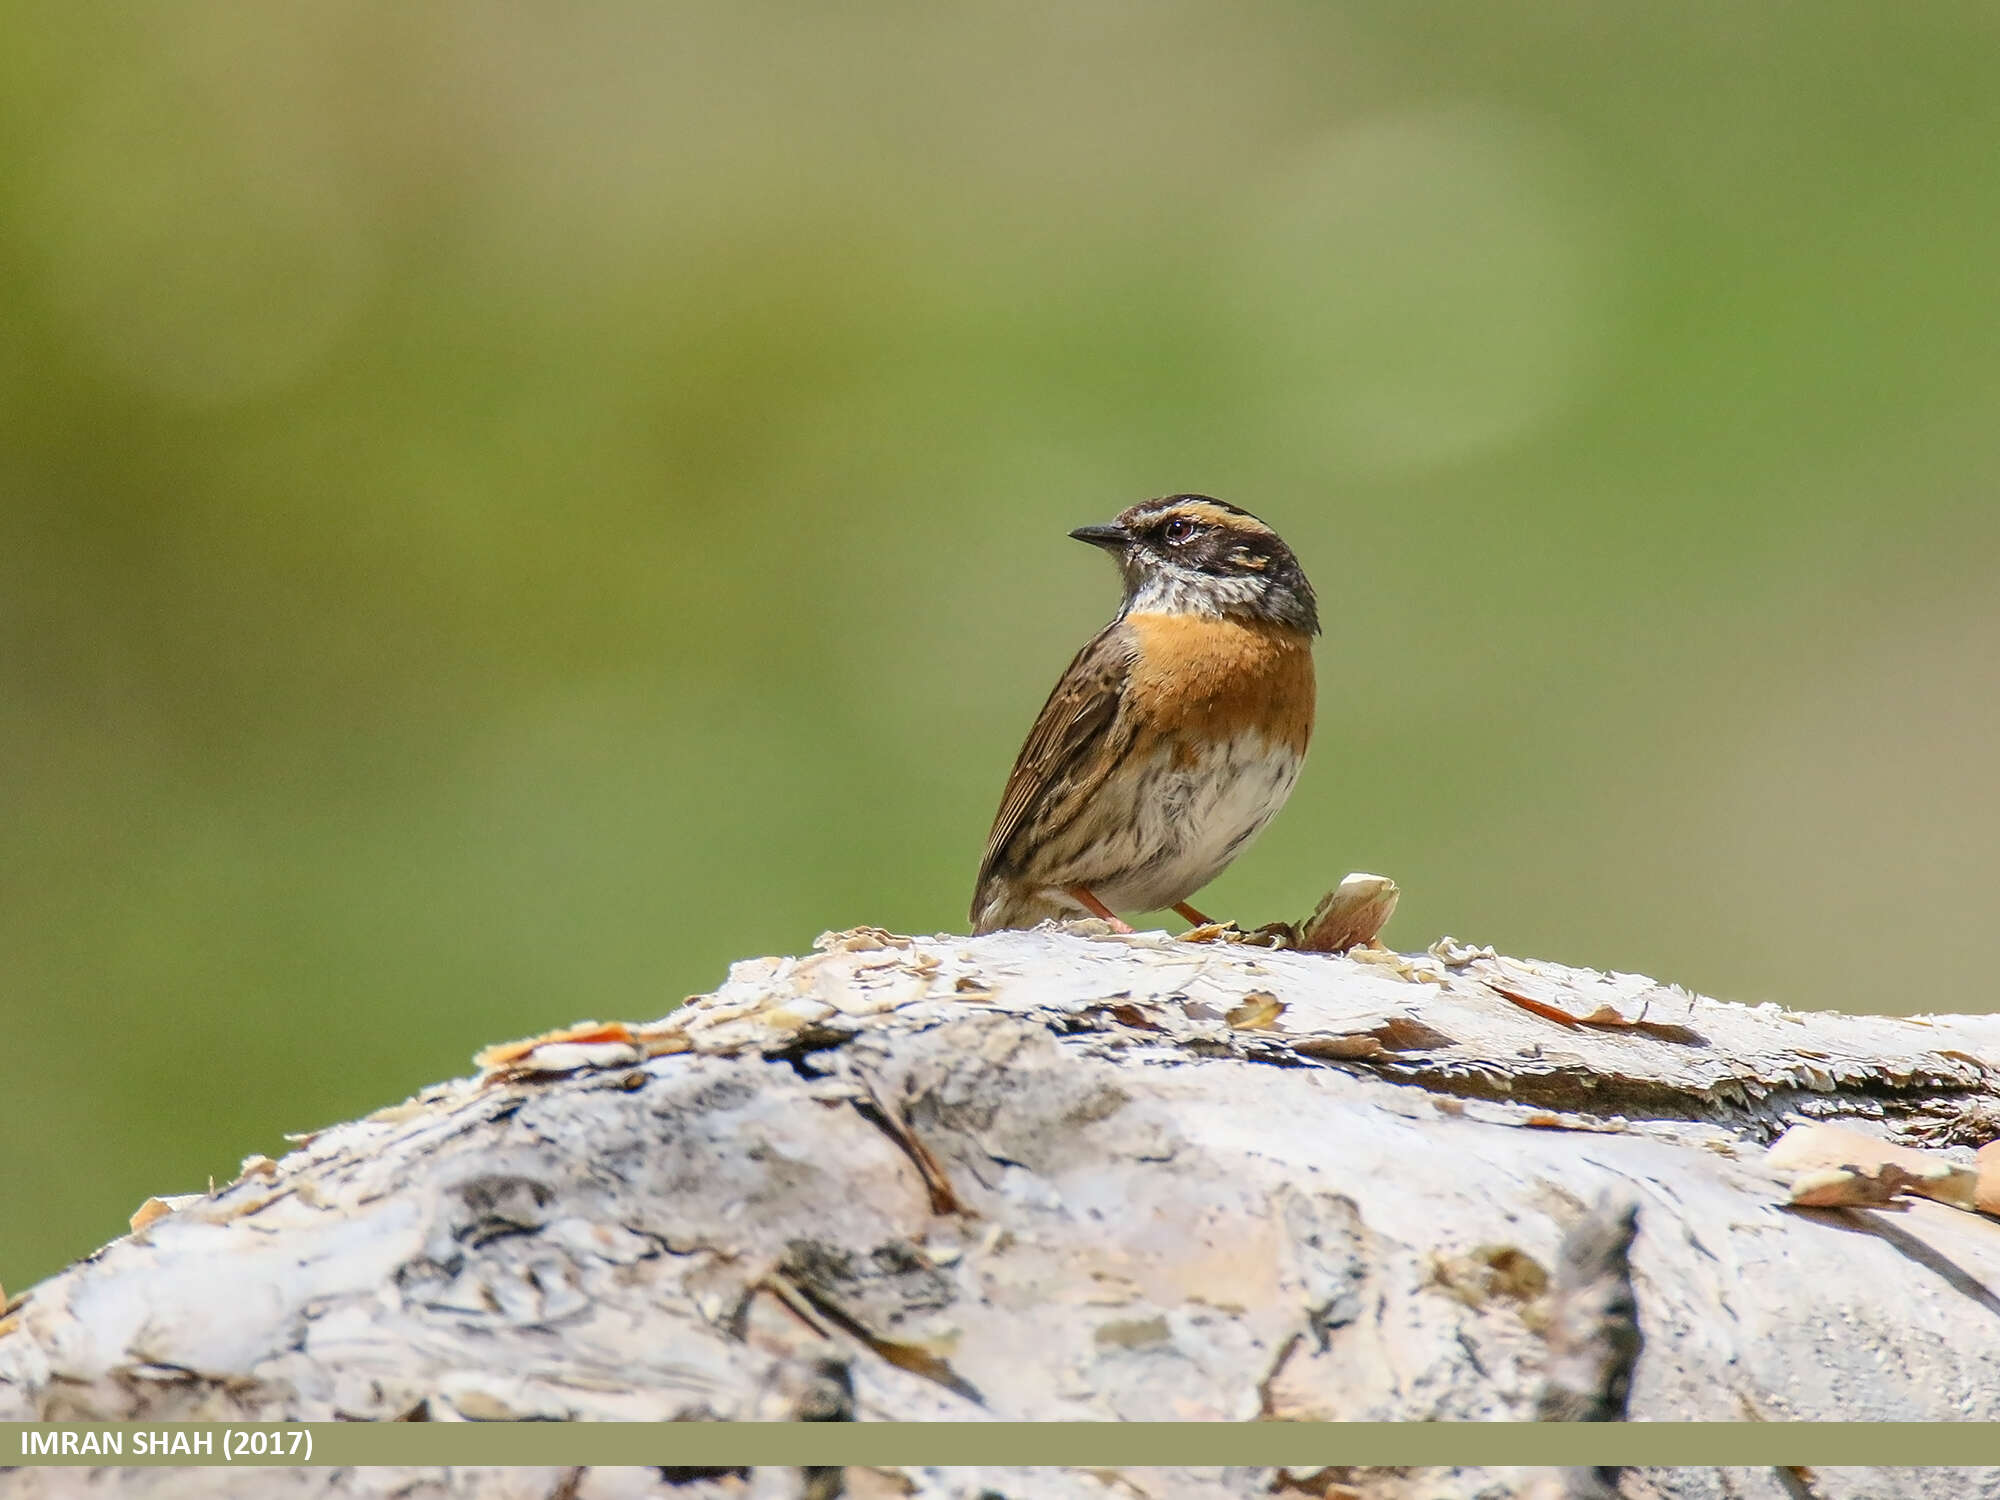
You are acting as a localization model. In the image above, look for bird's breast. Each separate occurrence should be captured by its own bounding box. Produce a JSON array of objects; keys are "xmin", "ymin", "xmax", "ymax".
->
[{"xmin": 1123, "ymin": 610, "xmax": 1315, "ymax": 756}]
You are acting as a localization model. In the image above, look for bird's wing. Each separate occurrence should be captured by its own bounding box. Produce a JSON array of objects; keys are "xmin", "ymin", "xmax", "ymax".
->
[{"xmin": 971, "ymin": 619, "xmax": 1137, "ymax": 915}]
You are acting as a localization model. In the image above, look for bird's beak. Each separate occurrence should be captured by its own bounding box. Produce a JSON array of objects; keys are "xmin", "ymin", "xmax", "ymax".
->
[{"xmin": 1068, "ymin": 522, "xmax": 1129, "ymax": 552}]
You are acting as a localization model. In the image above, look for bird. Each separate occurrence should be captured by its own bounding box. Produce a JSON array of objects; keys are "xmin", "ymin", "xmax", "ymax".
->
[{"xmin": 970, "ymin": 494, "xmax": 1318, "ymax": 935}]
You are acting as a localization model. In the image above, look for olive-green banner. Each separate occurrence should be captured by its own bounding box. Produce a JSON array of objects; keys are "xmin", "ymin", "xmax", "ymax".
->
[{"xmin": 5, "ymin": 1423, "xmax": 2000, "ymax": 1468}]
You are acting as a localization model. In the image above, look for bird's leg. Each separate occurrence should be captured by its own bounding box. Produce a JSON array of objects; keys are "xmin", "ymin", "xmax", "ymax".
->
[
  {"xmin": 1172, "ymin": 901, "xmax": 1216, "ymax": 927},
  {"xmin": 1068, "ymin": 885, "xmax": 1134, "ymax": 933}
]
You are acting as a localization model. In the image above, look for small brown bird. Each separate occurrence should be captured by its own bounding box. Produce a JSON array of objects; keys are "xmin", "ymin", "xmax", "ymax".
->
[{"xmin": 971, "ymin": 495, "xmax": 1318, "ymax": 935}]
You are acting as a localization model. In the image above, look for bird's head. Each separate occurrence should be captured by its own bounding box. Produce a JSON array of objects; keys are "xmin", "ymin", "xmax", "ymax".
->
[{"xmin": 1070, "ymin": 495, "xmax": 1319, "ymax": 635}]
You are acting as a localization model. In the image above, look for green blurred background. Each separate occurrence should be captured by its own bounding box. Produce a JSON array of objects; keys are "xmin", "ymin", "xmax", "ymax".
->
[{"xmin": 5, "ymin": 1, "xmax": 1999, "ymax": 1290}]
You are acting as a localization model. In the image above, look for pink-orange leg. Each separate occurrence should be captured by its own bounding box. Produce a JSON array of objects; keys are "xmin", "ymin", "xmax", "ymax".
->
[
  {"xmin": 1067, "ymin": 885, "xmax": 1134, "ymax": 933},
  {"xmin": 1172, "ymin": 901, "xmax": 1215, "ymax": 926}
]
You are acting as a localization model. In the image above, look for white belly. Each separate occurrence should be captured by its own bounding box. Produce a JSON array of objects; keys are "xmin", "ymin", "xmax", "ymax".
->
[{"xmin": 1090, "ymin": 735, "xmax": 1304, "ymax": 914}]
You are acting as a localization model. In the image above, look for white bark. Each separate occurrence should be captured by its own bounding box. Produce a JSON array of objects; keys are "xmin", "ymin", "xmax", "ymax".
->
[{"xmin": 7, "ymin": 923, "xmax": 2000, "ymax": 1500}]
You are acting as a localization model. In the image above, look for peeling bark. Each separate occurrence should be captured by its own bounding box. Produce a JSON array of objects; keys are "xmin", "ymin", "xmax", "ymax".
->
[{"xmin": 7, "ymin": 924, "xmax": 2000, "ymax": 1498}]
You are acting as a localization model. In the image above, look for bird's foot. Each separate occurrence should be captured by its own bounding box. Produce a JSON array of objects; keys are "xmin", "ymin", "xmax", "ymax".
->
[{"xmin": 1066, "ymin": 885, "xmax": 1135, "ymax": 933}]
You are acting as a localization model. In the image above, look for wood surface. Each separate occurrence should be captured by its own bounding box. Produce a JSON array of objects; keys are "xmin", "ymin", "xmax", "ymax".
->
[{"xmin": 8, "ymin": 919, "xmax": 2000, "ymax": 1500}]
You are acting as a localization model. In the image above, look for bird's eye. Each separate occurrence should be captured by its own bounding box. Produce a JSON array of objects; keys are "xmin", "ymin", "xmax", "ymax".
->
[{"xmin": 1162, "ymin": 518, "xmax": 1196, "ymax": 544}]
